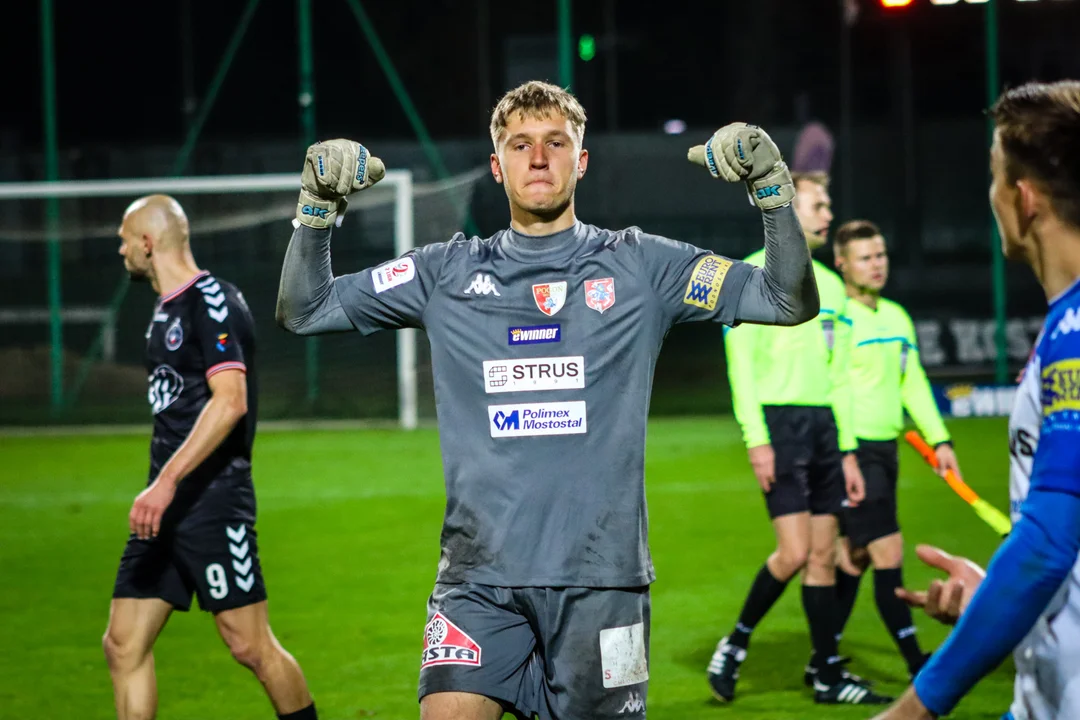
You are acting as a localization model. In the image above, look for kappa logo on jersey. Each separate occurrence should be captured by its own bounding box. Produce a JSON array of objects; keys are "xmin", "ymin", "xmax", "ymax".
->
[
  {"xmin": 483, "ymin": 356, "xmax": 584, "ymax": 393},
  {"xmin": 508, "ymin": 324, "xmax": 561, "ymax": 345},
  {"xmin": 584, "ymin": 277, "xmax": 616, "ymax": 314},
  {"xmin": 464, "ymin": 273, "xmax": 501, "ymax": 297},
  {"xmin": 1051, "ymin": 307, "xmax": 1080, "ymax": 341},
  {"xmin": 488, "ymin": 401, "xmax": 587, "ymax": 437},
  {"xmin": 165, "ymin": 317, "xmax": 184, "ymax": 351},
  {"xmin": 421, "ymin": 613, "xmax": 482, "ymax": 669},
  {"xmin": 148, "ymin": 365, "xmax": 184, "ymax": 415},
  {"xmin": 1042, "ymin": 358, "xmax": 1080, "ymax": 416},
  {"xmin": 683, "ymin": 255, "xmax": 732, "ymax": 311},
  {"xmin": 533, "ymin": 281, "xmax": 567, "ymax": 316},
  {"xmin": 371, "ymin": 257, "xmax": 416, "ymax": 294},
  {"xmin": 196, "ymin": 276, "xmax": 229, "ymax": 322}
]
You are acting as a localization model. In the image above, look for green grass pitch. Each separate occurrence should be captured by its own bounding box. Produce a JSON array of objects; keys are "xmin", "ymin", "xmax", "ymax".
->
[{"xmin": 0, "ymin": 417, "xmax": 1014, "ymax": 719}]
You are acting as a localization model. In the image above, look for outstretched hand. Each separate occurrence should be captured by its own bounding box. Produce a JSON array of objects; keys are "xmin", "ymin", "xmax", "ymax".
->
[{"xmin": 895, "ymin": 544, "xmax": 985, "ymax": 625}]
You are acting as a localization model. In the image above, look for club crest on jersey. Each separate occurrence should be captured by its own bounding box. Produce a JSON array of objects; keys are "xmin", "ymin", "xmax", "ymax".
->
[
  {"xmin": 533, "ymin": 281, "xmax": 567, "ymax": 317},
  {"xmin": 421, "ymin": 612, "xmax": 482, "ymax": 669},
  {"xmin": 584, "ymin": 277, "xmax": 615, "ymax": 314},
  {"xmin": 165, "ymin": 317, "xmax": 184, "ymax": 351}
]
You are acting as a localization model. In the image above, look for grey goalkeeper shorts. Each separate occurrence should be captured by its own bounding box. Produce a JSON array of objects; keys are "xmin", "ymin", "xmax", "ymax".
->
[{"xmin": 417, "ymin": 582, "xmax": 650, "ymax": 720}]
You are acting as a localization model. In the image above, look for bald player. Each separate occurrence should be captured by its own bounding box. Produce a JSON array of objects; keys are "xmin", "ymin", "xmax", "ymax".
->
[{"xmin": 104, "ymin": 196, "xmax": 318, "ymax": 720}]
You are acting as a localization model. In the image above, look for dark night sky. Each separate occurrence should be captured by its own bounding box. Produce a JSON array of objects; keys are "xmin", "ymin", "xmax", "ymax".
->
[{"xmin": 3, "ymin": 0, "xmax": 1080, "ymax": 152}]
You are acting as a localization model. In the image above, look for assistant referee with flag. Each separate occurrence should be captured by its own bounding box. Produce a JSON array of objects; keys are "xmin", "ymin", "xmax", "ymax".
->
[{"xmin": 829, "ymin": 219, "xmax": 963, "ymax": 681}]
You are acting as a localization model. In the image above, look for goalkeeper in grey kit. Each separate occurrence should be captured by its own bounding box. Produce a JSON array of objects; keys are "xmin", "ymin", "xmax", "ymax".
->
[{"xmin": 277, "ymin": 81, "xmax": 840, "ymax": 719}]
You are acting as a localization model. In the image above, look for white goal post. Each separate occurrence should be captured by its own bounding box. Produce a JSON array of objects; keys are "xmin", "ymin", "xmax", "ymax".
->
[{"xmin": 0, "ymin": 171, "xmax": 419, "ymax": 430}]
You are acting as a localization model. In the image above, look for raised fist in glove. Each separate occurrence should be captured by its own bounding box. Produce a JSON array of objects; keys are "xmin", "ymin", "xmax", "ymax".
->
[
  {"xmin": 297, "ymin": 139, "xmax": 386, "ymax": 229},
  {"xmin": 687, "ymin": 123, "xmax": 795, "ymax": 211}
]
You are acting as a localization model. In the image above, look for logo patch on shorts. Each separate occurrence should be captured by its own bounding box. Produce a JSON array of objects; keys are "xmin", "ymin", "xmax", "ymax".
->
[
  {"xmin": 600, "ymin": 622, "xmax": 649, "ymax": 688},
  {"xmin": 421, "ymin": 612, "xmax": 482, "ymax": 669}
]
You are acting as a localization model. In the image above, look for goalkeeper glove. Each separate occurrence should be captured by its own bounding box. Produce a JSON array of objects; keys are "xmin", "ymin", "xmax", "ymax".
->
[
  {"xmin": 687, "ymin": 123, "xmax": 795, "ymax": 211},
  {"xmin": 296, "ymin": 139, "xmax": 386, "ymax": 229}
]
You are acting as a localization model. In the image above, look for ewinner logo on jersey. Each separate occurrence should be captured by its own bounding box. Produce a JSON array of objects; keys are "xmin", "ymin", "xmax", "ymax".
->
[
  {"xmin": 421, "ymin": 612, "xmax": 482, "ymax": 669},
  {"xmin": 508, "ymin": 324, "xmax": 561, "ymax": 345},
  {"xmin": 489, "ymin": 401, "xmax": 587, "ymax": 437},
  {"xmin": 683, "ymin": 255, "xmax": 732, "ymax": 311},
  {"xmin": 483, "ymin": 356, "xmax": 584, "ymax": 393},
  {"xmin": 371, "ymin": 257, "xmax": 415, "ymax": 293}
]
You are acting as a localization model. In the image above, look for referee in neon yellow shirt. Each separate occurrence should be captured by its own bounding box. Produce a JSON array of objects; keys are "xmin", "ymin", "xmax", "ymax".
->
[
  {"xmin": 830, "ymin": 219, "xmax": 963, "ymax": 680},
  {"xmin": 709, "ymin": 173, "xmax": 893, "ymax": 707}
]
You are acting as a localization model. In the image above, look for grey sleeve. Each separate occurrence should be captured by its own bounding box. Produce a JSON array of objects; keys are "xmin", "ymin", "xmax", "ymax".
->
[
  {"xmin": 732, "ymin": 205, "xmax": 818, "ymax": 326},
  {"xmin": 638, "ymin": 231, "xmax": 753, "ymax": 326},
  {"xmin": 276, "ymin": 221, "xmax": 439, "ymax": 336}
]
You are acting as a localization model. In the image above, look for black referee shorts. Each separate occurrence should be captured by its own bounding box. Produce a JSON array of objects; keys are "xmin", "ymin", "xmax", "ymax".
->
[
  {"xmin": 760, "ymin": 405, "xmax": 846, "ymax": 519},
  {"xmin": 841, "ymin": 439, "xmax": 900, "ymax": 549}
]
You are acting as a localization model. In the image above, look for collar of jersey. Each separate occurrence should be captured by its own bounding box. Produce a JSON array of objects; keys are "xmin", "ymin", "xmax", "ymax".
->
[
  {"xmin": 1048, "ymin": 274, "xmax": 1080, "ymax": 309},
  {"xmin": 159, "ymin": 270, "xmax": 211, "ymax": 304},
  {"xmin": 500, "ymin": 221, "xmax": 587, "ymax": 263}
]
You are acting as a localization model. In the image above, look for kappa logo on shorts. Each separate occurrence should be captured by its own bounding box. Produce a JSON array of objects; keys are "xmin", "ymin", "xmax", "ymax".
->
[{"xmin": 421, "ymin": 612, "xmax": 482, "ymax": 669}]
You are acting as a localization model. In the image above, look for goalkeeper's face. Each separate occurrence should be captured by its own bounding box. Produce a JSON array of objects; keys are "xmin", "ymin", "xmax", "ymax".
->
[{"xmin": 492, "ymin": 112, "xmax": 588, "ymax": 217}]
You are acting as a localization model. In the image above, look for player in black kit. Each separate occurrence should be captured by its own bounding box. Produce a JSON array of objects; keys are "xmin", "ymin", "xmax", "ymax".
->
[{"xmin": 103, "ymin": 195, "xmax": 317, "ymax": 720}]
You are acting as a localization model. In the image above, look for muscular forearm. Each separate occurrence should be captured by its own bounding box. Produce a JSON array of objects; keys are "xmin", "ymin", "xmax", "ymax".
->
[
  {"xmin": 734, "ymin": 205, "xmax": 818, "ymax": 325},
  {"xmin": 156, "ymin": 395, "xmax": 246, "ymax": 487},
  {"xmin": 276, "ymin": 221, "xmax": 354, "ymax": 334}
]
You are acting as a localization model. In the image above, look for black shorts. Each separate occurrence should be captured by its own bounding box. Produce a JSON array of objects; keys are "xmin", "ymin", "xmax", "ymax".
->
[
  {"xmin": 418, "ymin": 582, "xmax": 650, "ymax": 720},
  {"xmin": 760, "ymin": 405, "xmax": 846, "ymax": 519},
  {"xmin": 841, "ymin": 439, "xmax": 900, "ymax": 548},
  {"xmin": 112, "ymin": 474, "xmax": 267, "ymax": 613}
]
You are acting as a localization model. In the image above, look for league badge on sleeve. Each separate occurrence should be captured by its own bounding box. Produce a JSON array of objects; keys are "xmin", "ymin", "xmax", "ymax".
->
[
  {"xmin": 533, "ymin": 281, "xmax": 568, "ymax": 317},
  {"xmin": 165, "ymin": 317, "xmax": 184, "ymax": 351},
  {"xmin": 584, "ymin": 277, "xmax": 615, "ymax": 314}
]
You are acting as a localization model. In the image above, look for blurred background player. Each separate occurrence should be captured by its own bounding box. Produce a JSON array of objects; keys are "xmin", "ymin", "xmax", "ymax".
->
[
  {"xmin": 708, "ymin": 173, "xmax": 890, "ymax": 705},
  {"xmin": 827, "ymin": 219, "xmax": 962, "ymax": 680},
  {"xmin": 872, "ymin": 79, "xmax": 1080, "ymax": 720},
  {"xmin": 107, "ymin": 195, "xmax": 317, "ymax": 720}
]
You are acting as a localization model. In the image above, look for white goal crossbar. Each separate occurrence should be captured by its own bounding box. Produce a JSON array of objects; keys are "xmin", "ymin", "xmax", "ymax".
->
[{"xmin": 0, "ymin": 171, "xmax": 418, "ymax": 430}]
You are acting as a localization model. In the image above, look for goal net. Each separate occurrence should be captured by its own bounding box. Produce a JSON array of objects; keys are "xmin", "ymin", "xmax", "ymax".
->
[{"xmin": 0, "ymin": 168, "xmax": 487, "ymax": 428}]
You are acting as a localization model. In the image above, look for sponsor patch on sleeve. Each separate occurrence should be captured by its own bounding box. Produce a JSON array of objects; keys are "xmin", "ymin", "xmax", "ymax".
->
[
  {"xmin": 371, "ymin": 257, "xmax": 416, "ymax": 293},
  {"xmin": 1042, "ymin": 358, "xmax": 1080, "ymax": 417},
  {"xmin": 682, "ymin": 255, "xmax": 732, "ymax": 311}
]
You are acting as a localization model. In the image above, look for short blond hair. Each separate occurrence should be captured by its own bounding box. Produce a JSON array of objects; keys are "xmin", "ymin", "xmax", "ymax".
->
[
  {"xmin": 489, "ymin": 81, "xmax": 587, "ymax": 148},
  {"xmin": 791, "ymin": 171, "xmax": 830, "ymax": 190}
]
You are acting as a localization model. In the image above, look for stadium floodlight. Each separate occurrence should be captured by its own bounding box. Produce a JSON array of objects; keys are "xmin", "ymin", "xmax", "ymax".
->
[
  {"xmin": 964, "ymin": 0, "xmax": 989, "ymax": 3},
  {"xmin": 881, "ymin": 0, "xmax": 912, "ymax": 6},
  {"xmin": 930, "ymin": 0, "xmax": 961, "ymax": 4}
]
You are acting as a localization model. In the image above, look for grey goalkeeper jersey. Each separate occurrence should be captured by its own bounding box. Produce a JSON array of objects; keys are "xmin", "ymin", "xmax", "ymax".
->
[{"xmin": 277, "ymin": 207, "xmax": 814, "ymax": 587}]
